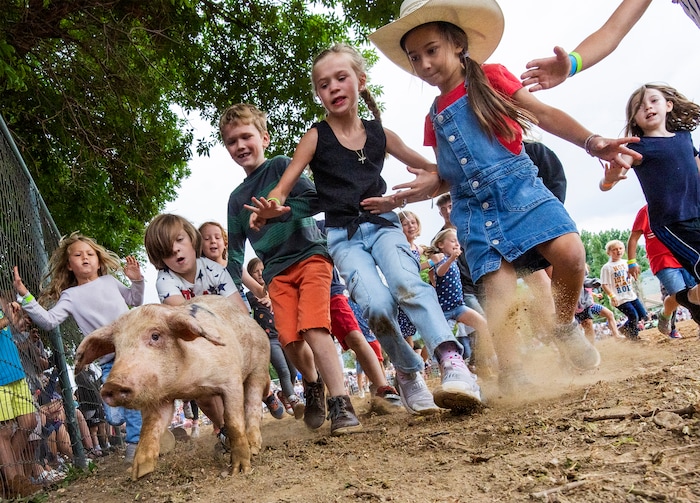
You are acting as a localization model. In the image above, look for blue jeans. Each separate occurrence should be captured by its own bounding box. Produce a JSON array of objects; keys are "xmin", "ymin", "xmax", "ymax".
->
[
  {"xmin": 100, "ymin": 360, "xmax": 142, "ymax": 444},
  {"xmin": 270, "ymin": 337, "xmax": 297, "ymax": 398},
  {"xmin": 616, "ymin": 298, "xmax": 647, "ymax": 339},
  {"xmin": 327, "ymin": 214, "xmax": 458, "ymax": 374}
]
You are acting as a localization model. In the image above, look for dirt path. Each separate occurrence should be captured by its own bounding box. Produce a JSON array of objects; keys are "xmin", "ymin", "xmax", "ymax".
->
[{"xmin": 44, "ymin": 321, "xmax": 700, "ymax": 503}]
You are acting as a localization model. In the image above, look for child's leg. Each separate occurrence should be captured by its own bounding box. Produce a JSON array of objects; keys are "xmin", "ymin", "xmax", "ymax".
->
[
  {"xmin": 481, "ymin": 264, "xmax": 521, "ymax": 372},
  {"xmin": 327, "ymin": 228, "xmax": 423, "ymax": 375},
  {"xmin": 598, "ymin": 306, "xmax": 621, "ymax": 337},
  {"xmin": 536, "ymin": 233, "xmax": 586, "ymax": 325}
]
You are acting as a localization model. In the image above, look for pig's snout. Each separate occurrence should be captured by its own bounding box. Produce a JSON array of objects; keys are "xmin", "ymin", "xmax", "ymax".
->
[{"xmin": 101, "ymin": 381, "xmax": 134, "ymax": 407}]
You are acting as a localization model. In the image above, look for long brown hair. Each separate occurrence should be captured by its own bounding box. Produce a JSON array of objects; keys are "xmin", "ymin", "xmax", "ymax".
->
[
  {"xmin": 402, "ymin": 21, "xmax": 536, "ymax": 141},
  {"xmin": 625, "ymin": 83, "xmax": 700, "ymax": 137}
]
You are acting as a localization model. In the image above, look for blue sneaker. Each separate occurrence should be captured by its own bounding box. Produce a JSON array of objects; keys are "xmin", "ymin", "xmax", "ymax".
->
[{"xmin": 264, "ymin": 392, "xmax": 285, "ymax": 420}]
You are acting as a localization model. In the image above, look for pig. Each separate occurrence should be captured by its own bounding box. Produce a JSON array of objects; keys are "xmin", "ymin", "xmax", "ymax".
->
[{"xmin": 74, "ymin": 295, "xmax": 271, "ymax": 480}]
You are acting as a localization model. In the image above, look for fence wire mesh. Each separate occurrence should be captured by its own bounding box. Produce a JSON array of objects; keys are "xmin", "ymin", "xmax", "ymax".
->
[{"xmin": 0, "ymin": 114, "xmax": 111, "ymax": 499}]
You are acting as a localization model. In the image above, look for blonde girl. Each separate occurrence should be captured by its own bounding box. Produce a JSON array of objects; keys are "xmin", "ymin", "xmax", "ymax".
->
[
  {"xmin": 248, "ymin": 43, "xmax": 481, "ymax": 414},
  {"xmin": 13, "ymin": 232, "xmax": 144, "ymax": 459},
  {"xmin": 425, "ymin": 229, "xmax": 491, "ymax": 351}
]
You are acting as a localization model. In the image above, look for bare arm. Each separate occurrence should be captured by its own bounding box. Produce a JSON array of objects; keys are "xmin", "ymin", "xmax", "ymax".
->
[
  {"xmin": 245, "ymin": 128, "xmax": 318, "ymax": 229},
  {"xmin": 521, "ymin": 0, "xmax": 652, "ymax": 91},
  {"xmin": 512, "ymin": 88, "xmax": 641, "ymax": 168},
  {"xmin": 626, "ymin": 229, "xmax": 642, "ymax": 280}
]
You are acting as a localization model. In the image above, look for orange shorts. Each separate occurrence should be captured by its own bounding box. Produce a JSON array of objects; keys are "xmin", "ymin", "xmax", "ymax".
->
[
  {"xmin": 330, "ymin": 294, "xmax": 361, "ymax": 350},
  {"xmin": 268, "ymin": 255, "xmax": 332, "ymax": 347}
]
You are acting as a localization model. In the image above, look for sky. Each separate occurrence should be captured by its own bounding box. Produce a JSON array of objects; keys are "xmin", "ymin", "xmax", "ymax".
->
[{"xmin": 142, "ymin": 0, "xmax": 700, "ymax": 303}]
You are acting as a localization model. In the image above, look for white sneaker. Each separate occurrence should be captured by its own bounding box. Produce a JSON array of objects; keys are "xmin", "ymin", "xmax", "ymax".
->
[
  {"xmin": 432, "ymin": 356, "xmax": 483, "ymax": 412},
  {"xmin": 395, "ymin": 371, "xmax": 440, "ymax": 415}
]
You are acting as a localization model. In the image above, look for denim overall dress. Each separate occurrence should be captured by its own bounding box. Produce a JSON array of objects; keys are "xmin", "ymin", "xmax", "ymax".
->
[{"xmin": 430, "ymin": 93, "xmax": 578, "ymax": 283}]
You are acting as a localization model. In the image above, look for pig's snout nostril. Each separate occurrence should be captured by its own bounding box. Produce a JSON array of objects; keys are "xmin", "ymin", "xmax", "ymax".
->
[{"xmin": 101, "ymin": 382, "xmax": 134, "ymax": 406}]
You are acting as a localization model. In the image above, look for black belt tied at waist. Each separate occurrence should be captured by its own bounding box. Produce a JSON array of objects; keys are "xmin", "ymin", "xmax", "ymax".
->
[{"xmin": 345, "ymin": 211, "xmax": 396, "ymax": 239}]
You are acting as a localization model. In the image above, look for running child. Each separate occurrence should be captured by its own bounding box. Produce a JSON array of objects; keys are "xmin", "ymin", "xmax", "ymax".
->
[
  {"xmin": 599, "ymin": 240, "xmax": 647, "ymax": 340},
  {"xmin": 600, "ymin": 83, "xmax": 700, "ymax": 313},
  {"xmin": 369, "ymin": 0, "xmax": 640, "ymax": 390},
  {"xmin": 248, "ymin": 44, "xmax": 482, "ymax": 413},
  {"xmin": 221, "ymin": 103, "xmax": 362, "ymax": 435}
]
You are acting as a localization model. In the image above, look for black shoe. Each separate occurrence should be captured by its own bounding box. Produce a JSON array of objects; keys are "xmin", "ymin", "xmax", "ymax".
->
[
  {"xmin": 303, "ymin": 375, "xmax": 326, "ymax": 430},
  {"xmin": 327, "ymin": 395, "xmax": 363, "ymax": 436}
]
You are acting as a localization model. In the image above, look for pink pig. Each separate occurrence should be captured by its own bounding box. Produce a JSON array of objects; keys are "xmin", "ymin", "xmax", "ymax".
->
[{"xmin": 74, "ymin": 295, "xmax": 271, "ymax": 480}]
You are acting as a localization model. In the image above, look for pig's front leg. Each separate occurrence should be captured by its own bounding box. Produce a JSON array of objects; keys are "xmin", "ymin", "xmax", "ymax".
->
[
  {"xmin": 131, "ymin": 403, "xmax": 174, "ymax": 480},
  {"xmin": 222, "ymin": 389, "xmax": 252, "ymax": 474}
]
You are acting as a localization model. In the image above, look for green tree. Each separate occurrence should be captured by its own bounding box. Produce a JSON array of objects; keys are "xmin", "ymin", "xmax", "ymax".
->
[{"xmin": 0, "ymin": 0, "xmax": 396, "ymax": 254}]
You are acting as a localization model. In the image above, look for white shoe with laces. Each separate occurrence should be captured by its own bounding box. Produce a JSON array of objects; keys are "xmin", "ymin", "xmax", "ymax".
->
[
  {"xmin": 395, "ymin": 370, "xmax": 440, "ymax": 415},
  {"xmin": 432, "ymin": 355, "xmax": 483, "ymax": 412}
]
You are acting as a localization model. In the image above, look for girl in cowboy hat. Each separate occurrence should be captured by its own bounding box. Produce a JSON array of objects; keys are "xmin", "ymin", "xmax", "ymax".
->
[
  {"xmin": 247, "ymin": 43, "xmax": 483, "ymax": 415},
  {"xmin": 370, "ymin": 0, "xmax": 642, "ymax": 392}
]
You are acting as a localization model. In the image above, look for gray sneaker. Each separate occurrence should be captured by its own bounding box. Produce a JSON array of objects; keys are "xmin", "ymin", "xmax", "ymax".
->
[
  {"xmin": 124, "ymin": 442, "xmax": 137, "ymax": 464},
  {"xmin": 657, "ymin": 312, "xmax": 672, "ymax": 336},
  {"xmin": 370, "ymin": 385, "xmax": 403, "ymax": 415},
  {"xmin": 327, "ymin": 395, "xmax": 363, "ymax": 436},
  {"xmin": 395, "ymin": 371, "xmax": 440, "ymax": 415},
  {"xmin": 303, "ymin": 375, "xmax": 326, "ymax": 429},
  {"xmin": 553, "ymin": 321, "xmax": 601, "ymax": 370},
  {"xmin": 432, "ymin": 356, "xmax": 483, "ymax": 412}
]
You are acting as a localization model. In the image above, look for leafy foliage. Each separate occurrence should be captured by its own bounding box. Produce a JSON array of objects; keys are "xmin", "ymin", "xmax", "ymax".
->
[{"xmin": 0, "ymin": 0, "xmax": 399, "ymax": 254}]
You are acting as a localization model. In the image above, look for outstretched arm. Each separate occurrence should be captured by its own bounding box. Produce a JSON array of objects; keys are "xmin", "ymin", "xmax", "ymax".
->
[
  {"xmin": 245, "ymin": 128, "xmax": 318, "ymax": 230},
  {"xmin": 512, "ymin": 88, "xmax": 641, "ymax": 168},
  {"xmin": 521, "ymin": 0, "xmax": 652, "ymax": 91}
]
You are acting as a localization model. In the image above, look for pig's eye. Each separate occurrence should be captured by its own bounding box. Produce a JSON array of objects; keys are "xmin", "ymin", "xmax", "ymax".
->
[{"xmin": 151, "ymin": 332, "xmax": 160, "ymax": 342}]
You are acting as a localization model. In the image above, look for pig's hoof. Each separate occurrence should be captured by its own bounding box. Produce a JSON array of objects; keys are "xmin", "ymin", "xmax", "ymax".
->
[{"xmin": 131, "ymin": 458, "xmax": 157, "ymax": 480}]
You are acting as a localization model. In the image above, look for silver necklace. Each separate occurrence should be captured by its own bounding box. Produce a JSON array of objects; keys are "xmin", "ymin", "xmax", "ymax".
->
[{"xmin": 355, "ymin": 149, "xmax": 366, "ymax": 164}]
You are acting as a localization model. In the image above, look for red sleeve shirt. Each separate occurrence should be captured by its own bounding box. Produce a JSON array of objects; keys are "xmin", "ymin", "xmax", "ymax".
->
[
  {"xmin": 631, "ymin": 205, "xmax": 682, "ymax": 274},
  {"xmin": 424, "ymin": 64, "xmax": 524, "ymax": 155}
]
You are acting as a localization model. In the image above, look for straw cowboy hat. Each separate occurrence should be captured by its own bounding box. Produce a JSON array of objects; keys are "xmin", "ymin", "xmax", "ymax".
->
[{"xmin": 370, "ymin": 0, "xmax": 504, "ymax": 74}]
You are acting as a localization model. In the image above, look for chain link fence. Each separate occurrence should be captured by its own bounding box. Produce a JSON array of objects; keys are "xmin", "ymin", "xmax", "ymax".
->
[{"xmin": 0, "ymin": 114, "xmax": 107, "ymax": 499}]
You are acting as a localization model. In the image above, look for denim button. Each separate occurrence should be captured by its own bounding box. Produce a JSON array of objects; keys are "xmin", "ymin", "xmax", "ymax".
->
[
  {"xmin": 472, "ymin": 180, "xmax": 479, "ymax": 188},
  {"xmin": 491, "ymin": 239, "xmax": 499, "ymax": 245},
  {"xmin": 448, "ymin": 135, "xmax": 455, "ymax": 142},
  {"xmin": 460, "ymin": 158, "xmax": 467, "ymax": 165},
  {"xmin": 482, "ymin": 202, "xmax": 489, "ymax": 210},
  {"xmin": 437, "ymin": 115, "xmax": 444, "ymax": 123},
  {"xmin": 485, "ymin": 221, "xmax": 492, "ymax": 227}
]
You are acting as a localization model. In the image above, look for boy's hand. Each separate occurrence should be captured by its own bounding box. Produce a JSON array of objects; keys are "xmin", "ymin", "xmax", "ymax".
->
[
  {"xmin": 602, "ymin": 161, "xmax": 627, "ymax": 184},
  {"xmin": 244, "ymin": 196, "xmax": 291, "ymax": 231},
  {"xmin": 123, "ymin": 256, "xmax": 143, "ymax": 281}
]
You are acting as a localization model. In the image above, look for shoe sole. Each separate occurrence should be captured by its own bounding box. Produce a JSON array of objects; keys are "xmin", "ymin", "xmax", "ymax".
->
[
  {"xmin": 293, "ymin": 403, "xmax": 305, "ymax": 420},
  {"xmin": 330, "ymin": 423, "xmax": 364, "ymax": 436},
  {"xmin": 399, "ymin": 395, "xmax": 441, "ymax": 416},
  {"xmin": 432, "ymin": 387, "xmax": 483, "ymax": 413}
]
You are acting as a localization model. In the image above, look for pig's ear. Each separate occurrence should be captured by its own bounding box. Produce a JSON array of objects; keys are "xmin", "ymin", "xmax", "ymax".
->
[
  {"xmin": 75, "ymin": 326, "xmax": 116, "ymax": 373},
  {"xmin": 170, "ymin": 310, "xmax": 226, "ymax": 346}
]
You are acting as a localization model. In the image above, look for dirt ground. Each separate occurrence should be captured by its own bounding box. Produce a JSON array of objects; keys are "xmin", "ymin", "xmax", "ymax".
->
[{"xmin": 38, "ymin": 320, "xmax": 700, "ymax": 503}]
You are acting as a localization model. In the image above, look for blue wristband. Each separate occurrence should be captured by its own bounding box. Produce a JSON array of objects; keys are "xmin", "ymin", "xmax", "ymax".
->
[{"xmin": 568, "ymin": 54, "xmax": 578, "ymax": 77}]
